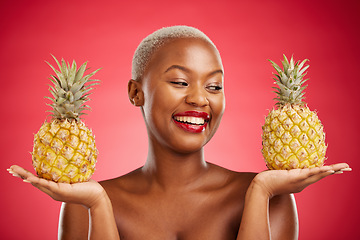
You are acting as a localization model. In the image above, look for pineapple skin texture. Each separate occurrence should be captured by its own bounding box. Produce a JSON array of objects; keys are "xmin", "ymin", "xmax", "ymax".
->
[
  {"xmin": 262, "ymin": 104, "xmax": 327, "ymax": 170},
  {"xmin": 32, "ymin": 119, "xmax": 98, "ymax": 183}
]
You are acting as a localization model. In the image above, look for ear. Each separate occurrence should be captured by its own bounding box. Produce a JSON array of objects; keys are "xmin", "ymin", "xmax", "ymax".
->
[{"xmin": 128, "ymin": 79, "xmax": 144, "ymax": 106}]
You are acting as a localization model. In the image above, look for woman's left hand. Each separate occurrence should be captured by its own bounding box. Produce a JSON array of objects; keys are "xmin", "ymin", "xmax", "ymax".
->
[{"xmin": 253, "ymin": 163, "xmax": 351, "ymax": 198}]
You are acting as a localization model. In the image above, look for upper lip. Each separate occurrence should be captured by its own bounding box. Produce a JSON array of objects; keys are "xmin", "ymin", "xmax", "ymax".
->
[{"xmin": 173, "ymin": 111, "xmax": 210, "ymax": 121}]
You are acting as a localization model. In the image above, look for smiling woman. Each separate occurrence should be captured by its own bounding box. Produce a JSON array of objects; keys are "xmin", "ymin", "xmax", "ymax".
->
[
  {"xmin": 8, "ymin": 26, "xmax": 351, "ymax": 240},
  {"xmin": 132, "ymin": 35, "xmax": 225, "ymax": 154}
]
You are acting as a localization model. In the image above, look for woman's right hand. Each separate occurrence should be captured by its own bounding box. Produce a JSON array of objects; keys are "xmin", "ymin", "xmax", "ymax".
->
[
  {"xmin": 7, "ymin": 165, "xmax": 106, "ymax": 209},
  {"xmin": 253, "ymin": 163, "xmax": 351, "ymax": 198}
]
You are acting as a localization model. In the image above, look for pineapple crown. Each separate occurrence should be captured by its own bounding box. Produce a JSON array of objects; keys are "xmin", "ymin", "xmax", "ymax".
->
[
  {"xmin": 269, "ymin": 54, "xmax": 309, "ymax": 107},
  {"xmin": 46, "ymin": 55, "xmax": 100, "ymax": 121}
]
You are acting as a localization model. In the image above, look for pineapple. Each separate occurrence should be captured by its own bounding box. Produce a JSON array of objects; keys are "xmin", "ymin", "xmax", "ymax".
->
[
  {"xmin": 261, "ymin": 55, "xmax": 327, "ymax": 170},
  {"xmin": 31, "ymin": 55, "xmax": 100, "ymax": 183}
]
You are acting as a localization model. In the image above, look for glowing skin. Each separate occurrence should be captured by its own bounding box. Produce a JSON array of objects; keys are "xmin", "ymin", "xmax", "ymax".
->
[{"xmin": 139, "ymin": 38, "xmax": 225, "ymax": 154}]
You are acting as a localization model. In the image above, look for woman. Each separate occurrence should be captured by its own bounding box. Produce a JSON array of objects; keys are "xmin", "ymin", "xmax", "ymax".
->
[{"xmin": 8, "ymin": 26, "xmax": 351, "ymax": 240}]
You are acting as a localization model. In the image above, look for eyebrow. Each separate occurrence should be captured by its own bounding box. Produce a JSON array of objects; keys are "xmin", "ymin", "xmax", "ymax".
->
[
  {"xmin": 164, "ymin": 65, "xmax": 190, "ymax": 73},
  {"xmin": 164, "ymin": 65, "xmax": 224, "ymax": 76}
]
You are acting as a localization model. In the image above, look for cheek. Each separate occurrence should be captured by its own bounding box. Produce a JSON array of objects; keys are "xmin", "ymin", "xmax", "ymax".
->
[
  {"xmin": 154, "ymin": 86, "xmax": 185, "ymax": 111},
  {"xmin": 144, "ymin": 86, "xmax": 183, "ymax": 123},
  {"xmin": 209, "ymin": 95, "xmax": 225, "ymax": 133},
  {"xmin": 211, "ymin": 95, "xmax": 226, "ymax": 119}
]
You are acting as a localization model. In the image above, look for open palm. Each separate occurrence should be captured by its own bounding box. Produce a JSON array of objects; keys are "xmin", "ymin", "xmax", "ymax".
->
[
  {"xmin": 8, "ymin": 165, "xmax": 105, "ymax": 209},
  {"xmin": 254, "ymin": 163, "xmax": 351, "ymax": 197}
]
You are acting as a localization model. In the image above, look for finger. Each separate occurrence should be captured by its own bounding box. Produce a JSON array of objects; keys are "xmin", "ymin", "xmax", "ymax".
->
[
  {"xmin": 325, "ymin": 163, "xmax": 352, "ymax": 175},
  {"xmin": 303, "ymin": 169, "xmax": 335, "ymax": 186},
  {"xmin": 7, "ymin": 169, "xmax": 21, "ymax": 178},
  {"xmin": 328, "ymin": 163, "xmax": 350, "ymax": 171},
  {"xmin": 8, "ymin": 165, "xmax": 36, "ymax": 180},
  {"xmin": 303, "ymin": 163, "xmax": 352, "ymax": 185},
  {"xmin": 305, "ymin": 166, "xmax": 334, "ymax": 178},
  {"xmin": 27, "ymin": 176, "xmax": 69, "ymax": 200},
  {"xmin": 339, "ymin": 167, "xmax": 352, "ymax": 172},
  {"xmin": 334, "ymin": 167, "xmax": 352, "ymax": 174},
  {"xmin": 305, "ymin": 163, "xmax": 351, "ymax": 178},
  {"xmin": 29, "ymin": 175, "xmax": 58, "ymax": 191},
  {"xmin": 8, "ymin": 166, "xmax": 59, "ymax": 199}
]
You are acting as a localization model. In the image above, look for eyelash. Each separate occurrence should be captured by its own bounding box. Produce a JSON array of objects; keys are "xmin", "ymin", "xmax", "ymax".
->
[
  {"xmin": 170, "ymin": 81, "xmax": 188, "ymax": 87},
  {"xmin": 207, "ymin": 85, "xmax": 223, "ymax": 91},
  {"xmin": 170, "ymin": 81, "xmax": 222, "ymax": 92}
]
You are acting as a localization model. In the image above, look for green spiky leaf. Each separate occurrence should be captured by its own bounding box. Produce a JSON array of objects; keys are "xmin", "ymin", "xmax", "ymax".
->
[
  {"xmin": 269, "ymin": 54, "xmax": 309, "ymax": 106},
  {"xmin": 45, "ymin": 55, "xmax": 100, "ymax": 121}
]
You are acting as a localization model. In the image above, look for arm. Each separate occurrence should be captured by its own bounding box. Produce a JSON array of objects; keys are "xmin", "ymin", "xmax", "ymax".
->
[
  {"xmin": 88, "ymin": 192, "xmax": 118, "ymax": 240},
  {"xmin": 269, "ymin": 194, "xmax": 298, "ymax": 239},
  {"xmin": 58, "ymin": 199, "xmax": 118, "ymax": 240},
  {"xmin": 237, "ymin": 163, "xmax": 351, "ymax": 240},
  {"xmin": 237, "ymin": 180, "xmax": 272, "ymax": 240},
  {"xmin": 238, "ymin": 183, "xmax": 298, "ymax": 240},
  {"xmin": 8, "ymin": 165, "xmax": 120, "ymax": 240},
  {"xmin": 58, "ymin": 203, "xmax": 89, "ymax": 239}
]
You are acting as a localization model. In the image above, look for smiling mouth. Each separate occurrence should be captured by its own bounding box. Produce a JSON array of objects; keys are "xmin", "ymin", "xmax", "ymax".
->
[
  {"xmin": 172, "ymin": 111, "xmax": 210, "ymax": 133},
  {"xmin": 173, "ymin": 116, "xmax": 207, "ymax": 125}
]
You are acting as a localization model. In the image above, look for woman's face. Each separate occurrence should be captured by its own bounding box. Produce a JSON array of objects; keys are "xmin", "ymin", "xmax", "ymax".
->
[{"xmin": 140, "ymin": 38, "xmax": 225, "ymax": 153}]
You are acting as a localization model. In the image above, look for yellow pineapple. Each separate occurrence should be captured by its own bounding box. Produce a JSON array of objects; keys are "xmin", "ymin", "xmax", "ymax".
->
[
  {"xmin": 262, "ymin": 55, "xmax": 327, "ymax": 170},
  {"xmin": 32, "ymin": 55, "xmax": 100, "ymax": 183}
]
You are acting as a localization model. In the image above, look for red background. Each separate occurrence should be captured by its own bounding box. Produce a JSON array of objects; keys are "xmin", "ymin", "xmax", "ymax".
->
[{"xmin": 1, "ymin": 0, "xmax": 359, "ymax": 239}]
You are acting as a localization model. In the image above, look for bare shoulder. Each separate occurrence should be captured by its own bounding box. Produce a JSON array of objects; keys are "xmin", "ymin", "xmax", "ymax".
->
[
  {"xmin": 97, "ymin": 167, "xmax": 154, "ymax": 216},
  {"xmin": 99, "ymin": 167, "xmax": 148, "ymax": 195},
  {"xmin": 206, "ymin": 162, "xmax": 257, "ymax": 193}
]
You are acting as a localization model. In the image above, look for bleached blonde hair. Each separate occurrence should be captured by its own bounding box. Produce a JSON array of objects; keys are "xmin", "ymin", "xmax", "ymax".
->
[{"xmin": 131, "ymin": 25, "xmax": 218, "ymax": 81}]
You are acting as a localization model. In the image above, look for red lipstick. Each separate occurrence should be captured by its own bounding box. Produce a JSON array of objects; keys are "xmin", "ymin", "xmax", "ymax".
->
[{"xmin": 172, "ymin": 111, "xmax": 210, "ymax": 133}]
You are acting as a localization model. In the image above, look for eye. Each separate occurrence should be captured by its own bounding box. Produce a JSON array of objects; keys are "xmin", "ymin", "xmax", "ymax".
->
[
  {"xmin": 170, "ymin": 80, "xmax": 188, "ymax": 87},
  {"xmin": 207, "ymin": 84, "xmax": 223, "ymax": 92}
]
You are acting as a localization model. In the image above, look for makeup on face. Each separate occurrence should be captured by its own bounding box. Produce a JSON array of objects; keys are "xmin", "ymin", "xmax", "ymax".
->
[
  {"xmin": 173, "ymin": 111, "xmax": 210, "ymax": 133},
  {"xmin": 140, "ymin": 38, "xmax": 225, "ymax": 152}
]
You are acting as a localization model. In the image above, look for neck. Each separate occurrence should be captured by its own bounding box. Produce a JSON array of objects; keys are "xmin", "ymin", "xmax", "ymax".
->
[{"xmin": 142, "ymin": 141, "xmax": 209, "ymax": 191}]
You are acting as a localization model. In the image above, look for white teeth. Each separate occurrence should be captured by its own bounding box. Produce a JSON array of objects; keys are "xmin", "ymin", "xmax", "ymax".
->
[{"xmin": 174, "ymin": 116, "xmax": 205, "ymax": 125}]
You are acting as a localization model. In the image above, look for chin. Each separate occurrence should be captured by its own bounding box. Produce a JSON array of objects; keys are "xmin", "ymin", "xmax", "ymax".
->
[{"xmin": 169, "ymin": 137, "xmax": 207, "ymax": 154}]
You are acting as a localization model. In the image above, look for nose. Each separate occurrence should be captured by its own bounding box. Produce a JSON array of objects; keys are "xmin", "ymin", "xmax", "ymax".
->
[{"xmin": 185, "ymin": 84, "xmax": 209, "ymax": 107}]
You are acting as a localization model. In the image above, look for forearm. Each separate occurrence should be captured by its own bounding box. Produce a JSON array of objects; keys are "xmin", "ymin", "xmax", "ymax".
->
[
  {"xmin": 88, "ymin": 194, "xmax": 120, "ymax": 240},
  {"xmin": 237, "ymin": 181, "xmax": 271, "ymax": 240}
]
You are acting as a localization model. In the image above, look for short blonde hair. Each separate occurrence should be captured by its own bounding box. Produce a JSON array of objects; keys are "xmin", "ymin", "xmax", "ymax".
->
[{"xmin": 131, "ymin": 25, "xmax": 217, "ymax": 81}]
